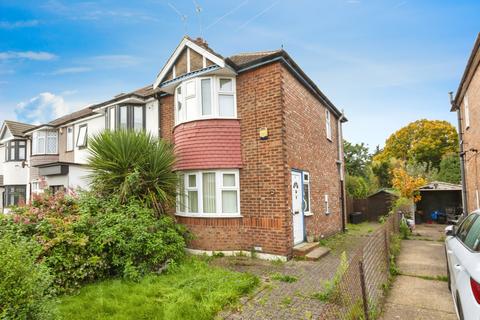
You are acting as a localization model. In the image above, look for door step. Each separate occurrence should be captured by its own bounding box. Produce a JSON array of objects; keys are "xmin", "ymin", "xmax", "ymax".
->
[
  {"xmin": 293, "ymin": 242, "xmax": 331, "ymax": 261},
  {"xmin": 305, "ymin": 247, "xmax": 330, "ymax": 261},
  {"xmin": 293, "ymin": 242, "xmax": 320, "ymax": 257}
]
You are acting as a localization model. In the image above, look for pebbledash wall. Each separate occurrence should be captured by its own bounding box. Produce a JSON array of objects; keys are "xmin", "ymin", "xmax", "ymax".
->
[{"xmin": 160, "ymin": 61, "xmax": 343, "ymax": 257}]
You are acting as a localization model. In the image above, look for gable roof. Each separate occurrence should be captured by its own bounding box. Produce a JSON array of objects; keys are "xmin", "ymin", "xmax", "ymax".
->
[
  {"xmin": 1, "ymin": 120, "xmax": 35, "ymax": 138},
  {"xmin": 368, "ymin": 188, "xmax": 398, "ymax": 198},
  {"xmin": 153, "ymin": 36, "xmax": 226, "ymax": 88},
  {"xmin": 453, "ymin": 33, "xmax": 480, "ymax": 110}
]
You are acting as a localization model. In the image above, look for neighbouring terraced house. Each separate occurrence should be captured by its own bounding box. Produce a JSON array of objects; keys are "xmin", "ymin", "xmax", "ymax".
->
[
  {"xmin": 452, "ymin": 32, "xmax": 480, "ymax": 215},
  {"xmin": 0, "ymin": 36, "xmax": 347, "ymax": 260}
]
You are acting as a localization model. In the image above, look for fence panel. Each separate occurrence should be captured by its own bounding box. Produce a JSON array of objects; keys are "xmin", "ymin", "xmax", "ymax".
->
[{"xmin": 322, "ymin": 214, "xmax": 399, "ymax": 320}]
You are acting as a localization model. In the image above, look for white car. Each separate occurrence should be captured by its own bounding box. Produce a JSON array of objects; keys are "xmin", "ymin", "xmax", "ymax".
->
[{"xmin": 445, "ymin": 211, "xmax": 480, "ymax": 320}]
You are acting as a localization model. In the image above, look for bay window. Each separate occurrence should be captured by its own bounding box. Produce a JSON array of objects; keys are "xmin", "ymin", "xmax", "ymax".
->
[
  {"xmin": 6, "ymin": 140, "xmax": 26, "ymax": 161},
  {"xmin": 32, "ymin": 130, "xmax": 58, "ymax": 155},
  {"xmin": 177, "ymin": 169, "xmax": 240, "ymax": 216},
  {"xmin": 106, "ymin": 105, "xmax": 145, "ymax": 131},
  {"xmin": 174, "ymin": 76, "xmax": 236, "ymax": 125}
]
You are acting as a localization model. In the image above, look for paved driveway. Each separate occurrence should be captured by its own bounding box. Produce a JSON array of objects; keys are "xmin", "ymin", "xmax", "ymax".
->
[{"xmin": 381, "ymin": 224, "xmax": 457, "ymax": 320}]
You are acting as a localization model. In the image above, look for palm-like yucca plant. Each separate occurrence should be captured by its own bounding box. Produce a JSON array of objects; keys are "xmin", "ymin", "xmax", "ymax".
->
[{"xmin": 87, "ymin": 130, "xmax": 177, "ymax": 216}]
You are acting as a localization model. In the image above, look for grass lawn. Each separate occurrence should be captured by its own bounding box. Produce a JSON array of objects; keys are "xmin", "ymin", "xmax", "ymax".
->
[{"xmin": 58, "ymin": 257, "xmax": 259, "ymax": 320}]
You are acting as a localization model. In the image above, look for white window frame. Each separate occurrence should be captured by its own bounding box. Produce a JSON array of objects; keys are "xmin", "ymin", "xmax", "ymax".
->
[
  {"xmin": 76, "ymin": 124, "xmax": 88, "ymax": 148},
  {"xmin": 303, "ymin": 172, "xmax": 312, "ymax": 216},
  {"xmin": 465, "ymin": 95, "xmax": 470, "ymax": 129},
  {"xmin": 174, "ymin": 76, "xmax": 237, "ymax": 126},
  {"xmin": 176, "ymin": 169, "xmax": 241, "ymax": 218},
  {"xmin": 326, "ymin": 109, "xmax": 332, "ymax": 141},
  {"xmin": 66, "ymin": 126, "xmax": 74, "ymax": 152},
  {"xmin": 32, "ymin": 130, "xmax": 58, "ymax": 155}
]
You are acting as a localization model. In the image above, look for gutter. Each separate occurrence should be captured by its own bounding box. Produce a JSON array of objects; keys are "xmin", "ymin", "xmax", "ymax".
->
[
  {"xmin": 337, "ymin": 111, "xmax": 347, "ymax": 231},
  {"xmin": 450, "ymin": 92, "xmax": 468, "ymax": 216}
]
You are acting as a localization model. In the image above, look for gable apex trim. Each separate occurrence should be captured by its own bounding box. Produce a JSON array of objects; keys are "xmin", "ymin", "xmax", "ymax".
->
[{"xmin": 154, "ymin": 37, "xmax": 225, "ymax": 89}]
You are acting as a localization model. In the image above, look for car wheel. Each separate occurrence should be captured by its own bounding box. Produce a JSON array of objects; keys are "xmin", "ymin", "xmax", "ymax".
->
[{"xmin": 457, "ymin": 293, "xmax": 464, "ymax": 320}]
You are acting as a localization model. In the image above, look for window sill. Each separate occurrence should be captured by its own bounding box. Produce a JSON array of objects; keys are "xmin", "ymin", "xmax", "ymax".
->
[
  {"xmin": 175, "ymin": 212, "xmax": 242, "ymax": 218},
  {"xmin": 304, "ymin": 212, "xmax": 313, "ymax": 217}
]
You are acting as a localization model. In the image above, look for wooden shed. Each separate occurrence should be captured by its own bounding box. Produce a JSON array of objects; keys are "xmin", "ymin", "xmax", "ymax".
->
[{"xmin": 347, "ymin": 189, "xmax": 399, "ymax": 222}]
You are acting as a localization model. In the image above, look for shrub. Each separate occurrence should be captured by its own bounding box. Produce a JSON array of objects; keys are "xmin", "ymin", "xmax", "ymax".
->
[
  {"xmin": 391, "ymin": 197, "xmax": 413, "ymax": 215},
  {"xmin": 0, "ymin": 192, "xmax": 187, "ymax": 292},
  {"xmin": 79, "ymin": 194, "xmax": 187, "ymax": 281},
  {"xmin": 400, "ymin": 219, "xmax": 411, "ymax": 240},
  {"xmin": 88, "ymin": 130, "xmax": 178, "ymax": 216},
  {"xmin": 4, "ymin": 192, "xmax": 104, "ymax": 292},
  {"xmin": 0, "ymin": 236, "xmax": 55, "ymax": 319},
  {"xmin": 346, "ymin": 175, "xmax": 370, "ymax": 199}
]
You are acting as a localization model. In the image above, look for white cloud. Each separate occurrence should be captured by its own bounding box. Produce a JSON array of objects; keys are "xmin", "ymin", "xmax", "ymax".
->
[
  {"xmin": 0, "ymin": 51, "xmax": 57, "ymax": 61},
  {"xmin": 15, "ymin": 92, "xmax": 70, "ymax": 124},
  {"xmin": 0, "ymin": 20, "xmax": 39, "ymax": 29},
  {"xmin": 50, "ymin": 67, "xmax": 91, "ymax": 75}
]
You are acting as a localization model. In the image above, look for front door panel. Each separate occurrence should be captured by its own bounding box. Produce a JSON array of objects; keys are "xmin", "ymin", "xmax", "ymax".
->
[{"xmin": 292, "ymin": 171, "xmax": 304, "ymax": 245}]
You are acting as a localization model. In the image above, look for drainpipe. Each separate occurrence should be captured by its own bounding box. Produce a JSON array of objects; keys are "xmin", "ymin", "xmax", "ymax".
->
[
  {"xmin": 337, "ymin": 110, "xmax": 347, "ymax": 231},
  {"xmin": 450, "ymin": 92, "xmax": 468, "ymax": 216}
]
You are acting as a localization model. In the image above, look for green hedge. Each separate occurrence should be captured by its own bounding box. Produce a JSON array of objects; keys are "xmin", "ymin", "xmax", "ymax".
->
[{"xmin": 0, "ymin": 236, "xmax": 55, "ymax": 319}]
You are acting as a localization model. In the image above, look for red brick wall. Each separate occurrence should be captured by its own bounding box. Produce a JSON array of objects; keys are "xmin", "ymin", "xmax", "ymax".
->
[
  {"xmin": 173, "ymin": 119, "xmax": 242, "ymax": 170},
  {"xmin": 460, "ymin": 61, "xmax": 480, "ymax": 213},
  {"xmin": 236, "ymin": 62, "xmax": 291, "ymax": 255},
  {"xmin": 282, "ymin": 65, "xmax": 343, "ymax": 240},
  {"xmin": 159, "ymin": 95, "xmax": 174, "ymax": 143}
]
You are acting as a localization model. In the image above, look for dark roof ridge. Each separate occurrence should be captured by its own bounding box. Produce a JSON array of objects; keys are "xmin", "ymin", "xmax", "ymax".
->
[{"xmin": 453, "ymin": 32, "xmax": 480, "ymax": 109}]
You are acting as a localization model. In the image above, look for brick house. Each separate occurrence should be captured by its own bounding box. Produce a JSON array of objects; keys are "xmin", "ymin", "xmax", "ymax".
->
[
  {"xmin": 452, "ymin": 33, "xmax": 480, "ymax": 215},
  {"xmin": 0, "ymin": 37, "xmax": 347, "ymax": 259}
]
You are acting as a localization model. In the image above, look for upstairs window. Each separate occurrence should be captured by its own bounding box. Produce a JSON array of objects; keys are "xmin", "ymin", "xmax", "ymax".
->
[
  {"xmin": 107, "ymin": 105, "xmax": 145, "ymax": 131},
  {"xmin": 218, "ymin": 78, "xmax": 235, "ymax": 117},
  {"xmin": 325, "ymin": 109, "xmax": 332, "ymax": 141},
  {"xmin": 32, "ymin": 130, "xmax": 58, "ymax": 155},
  {"xmin": 77, "ymin": 125, "xmax": 88, "ymax": 148},
  {"xmin": 66, "ymin": 126, "xmax": 74, "ymax": 152},
  {"xmin": 465, "ymin": 95, "xmax": 471, "ymax": 129},
  {"xmin": 6, "ymin": 140, "xmax": 26, "ymax": 161},
  {"xmin": 175, "ymin": 76, "xmax": 236, "ymax": 125}
]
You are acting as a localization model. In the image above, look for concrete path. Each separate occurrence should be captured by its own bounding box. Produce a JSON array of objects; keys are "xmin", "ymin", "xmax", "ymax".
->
[{"xmin": 381, "ymin": 224, "xmax": 457, "ymax": 320}]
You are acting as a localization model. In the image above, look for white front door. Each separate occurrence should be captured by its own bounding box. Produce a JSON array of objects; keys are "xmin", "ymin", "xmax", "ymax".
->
[{"xmin": 291, "ymin": 171, "xmax": 304, "ymax": 245}]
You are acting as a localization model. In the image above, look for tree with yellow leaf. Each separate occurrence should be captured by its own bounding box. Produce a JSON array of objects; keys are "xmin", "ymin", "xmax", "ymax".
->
[
  {"xmin": 391, "ymin": 165, "xmax": 426, "ymax": 202},
  {"xmin": 374, "ymin": 119, "xmax": 458, "ymax": 171}
]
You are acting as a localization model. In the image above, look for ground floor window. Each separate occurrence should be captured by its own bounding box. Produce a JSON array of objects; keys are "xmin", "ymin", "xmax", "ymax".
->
[
  {"xmin": 5, "ymin": 185, "xmax": 26, "ymax": 207},
  {"xmin": 176, "ymin": 169, "xmax": 240, "ymax": 216}
]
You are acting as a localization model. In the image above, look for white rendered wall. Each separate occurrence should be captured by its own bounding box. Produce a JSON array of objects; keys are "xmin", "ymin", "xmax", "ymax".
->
[{"xmin": 74, "ymin": 115, "xmax": 105, "ymax": 164}]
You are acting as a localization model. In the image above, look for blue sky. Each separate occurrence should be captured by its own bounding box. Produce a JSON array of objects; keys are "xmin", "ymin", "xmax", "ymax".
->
[{"xmin": 0, "ymin": 0, "xmax": 479, "ymax": 149}]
